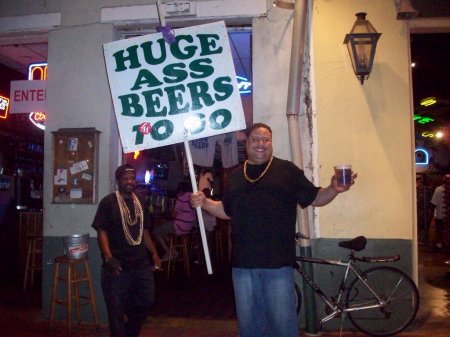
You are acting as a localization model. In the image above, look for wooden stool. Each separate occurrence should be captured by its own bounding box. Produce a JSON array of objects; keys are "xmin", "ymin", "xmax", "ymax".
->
[
  {"xmin": 213, "ymin": 226, "xmax": 225, "ymax": 261},
  {"xmin": 213, "ymin": 221, "xmax": 230, "ymax": 262},
  {"xmin": 49, "ymin": 256, "xmax": 99, "ymax": 337},
  {"xmin": 23, "ymin": 235, "xmax": 42, "ymax": 290},
  {"xmin": 20, "ymin": 211, "xmax": 43, "ymax": 290},
  {"xmin": 167, "ymin": 234, "xmax": 191, "ymax": 280},
  {"xmin": 186, "ymin": 228, "xmax": 208, "ymax": 272}
]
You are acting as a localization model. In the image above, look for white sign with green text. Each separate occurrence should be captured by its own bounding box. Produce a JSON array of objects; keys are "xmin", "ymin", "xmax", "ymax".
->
[{"xmin": 103, "ymin": 21, "xmax": 246, "ymax": 153}]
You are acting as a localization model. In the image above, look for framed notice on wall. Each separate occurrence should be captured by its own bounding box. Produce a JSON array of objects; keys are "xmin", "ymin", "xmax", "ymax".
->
[{"xmin": 52, "ymin": 128, "xmax": 100, "ymax": 204}]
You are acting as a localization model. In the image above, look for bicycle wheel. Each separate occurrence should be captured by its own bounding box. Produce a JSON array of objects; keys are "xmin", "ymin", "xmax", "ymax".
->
[
  {"xmin": 345, "ymin": 266, "xmax": 419, "ymax": 336},
  {"xmin": 294, "ymin": 283, "xmax": 302, "ymax": 315}
]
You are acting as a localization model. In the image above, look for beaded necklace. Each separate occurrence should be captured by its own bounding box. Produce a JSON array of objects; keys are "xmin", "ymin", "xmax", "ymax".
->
[
  {"xmin": 243, "ymin": 156, "xmax": 274, "ymax": 184},
  {"xmin": 115, "ymin": 191, "xmax": 143, "ymax": 245}
]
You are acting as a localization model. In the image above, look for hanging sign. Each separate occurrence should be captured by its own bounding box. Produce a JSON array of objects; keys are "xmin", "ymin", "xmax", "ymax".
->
[
  {"xmin": 103, "ymin": 21, "xmax": 246, "ymax": 153},
  {"xmin": 9, "ymin": 80, "xmax": 47, "ymax": 114}
]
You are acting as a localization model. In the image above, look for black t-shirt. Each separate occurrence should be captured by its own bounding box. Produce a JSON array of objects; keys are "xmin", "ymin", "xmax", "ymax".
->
[
  {"xmin": 91, "ymin": 192, "xmax": 152, "ymax": 269},
  {"xmin": 223, "ymin": 157, "xmax": 320, "ymax": 268}
]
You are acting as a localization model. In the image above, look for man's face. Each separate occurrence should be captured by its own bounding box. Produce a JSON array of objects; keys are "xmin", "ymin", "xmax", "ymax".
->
[
  {"xmin": 117, "ymin": 171, "xmax": 136, "ymax": 194},
  {"xmin": 246, "ymin": 127, "xmax": 273, "ymax": 165}
]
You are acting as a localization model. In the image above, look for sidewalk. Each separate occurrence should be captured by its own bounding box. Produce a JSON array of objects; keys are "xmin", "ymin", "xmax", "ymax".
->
[{"xmin": 0, "ymin": 246, "xmax": 448, "ymax": 337}]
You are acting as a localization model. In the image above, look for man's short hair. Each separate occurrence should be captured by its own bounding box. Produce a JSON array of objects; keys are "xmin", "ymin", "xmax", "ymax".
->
[
  {"xmin": 115, "ymin": 164, "xmax": 136, "ymax": 180},
  {"xmin": 245, "ymin": 123, "xmax": 272, "ymax": 137}
]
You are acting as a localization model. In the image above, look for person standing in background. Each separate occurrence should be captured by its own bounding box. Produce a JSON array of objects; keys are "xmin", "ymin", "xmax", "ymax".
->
[
  {"xmin": 92, "ymin": 164, "xmax": 161, "ymax": 337},
  {"xmin": 430, "ymin": 174, "xmax": 449, "ymax": 251},
  {"xmin": 152, "ymin": 181, "xmax": 196, "ymax": 261}
]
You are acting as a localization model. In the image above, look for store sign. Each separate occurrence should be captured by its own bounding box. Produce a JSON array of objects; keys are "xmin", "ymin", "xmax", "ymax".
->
[
  {"xmin": 29, "ymin": 111, "xmax": 46, "ymax": 130},
  {"xmin": 9, "ymin": 80, "xmax": 47, "ymax": 114},
  {"xmin": 0, "ymin": 95, "xmax": 9, "ymax": 119},
  {"xmin": 29, "ymin": 63, "xmax": 48, "ymax": 81},
  {"xmin": 237, "ymin": 76, "xmax": 252, "ymax": 94},
  {"xmin": 103, "ymin": 21, "xmax": 246, "ymax": 153},
  {"xmin": 28, "ymin": 63, "xmax": 48, "ymax": 130},
  {"xmin": 413, "ymin": 115, "xmax": 434, "ymax": 124}
]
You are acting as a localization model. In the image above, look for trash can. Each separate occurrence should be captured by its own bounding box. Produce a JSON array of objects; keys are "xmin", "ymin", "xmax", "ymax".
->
[{"xmin": 63, "ymin": 233, "xmax": 89, "ymax": 259}]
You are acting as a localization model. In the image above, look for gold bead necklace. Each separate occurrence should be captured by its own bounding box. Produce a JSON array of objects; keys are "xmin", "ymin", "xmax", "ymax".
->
[
  {"xmin": 243, "ymin": 156, "xmax": 274, "ymax": 184},
  {"xmin": 116, "ymin": 191, "xmax": 144, "ymax": 245}
]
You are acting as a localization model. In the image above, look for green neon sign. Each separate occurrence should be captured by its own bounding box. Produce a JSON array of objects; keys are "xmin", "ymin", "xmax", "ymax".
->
[{"xmin": 413, "ymin": 115, "xmax": 434, "ymax": 124}]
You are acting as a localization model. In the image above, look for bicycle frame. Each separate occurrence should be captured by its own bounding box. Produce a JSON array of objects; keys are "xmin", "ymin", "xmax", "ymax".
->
[{"xmin": 295, "ymin": 253, "xmax": 399, "ymax": 325}]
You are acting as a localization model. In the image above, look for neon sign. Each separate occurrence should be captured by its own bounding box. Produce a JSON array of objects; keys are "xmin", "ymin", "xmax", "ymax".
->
[
  {"xmin": 415, "ymin": 147, "xmax": 429, "ymax": 166},
  {"xmin": 420, "ymin": 97, "xmax": 436, "ymax": 107},
  {"xmin": 29, "ymin": 112, "xmax": 46, "ymax": 130},
  {"xmin": 28, "ymin": 62, "xmax": 47, "ymax": 130},
  {"xmin": 413, "ymin": 115, "xmax": 434, "ymax": 124},
  {"xmin": 237, "ymin": 76, "xmax": 252, "ymax": 94},
  {"xmin": 0, "ymin": 95, "xmax": 9, "ymax": 119},
  {"xmin": 28, "ymin": 63, "xmax": 48, "ymax": 80}
]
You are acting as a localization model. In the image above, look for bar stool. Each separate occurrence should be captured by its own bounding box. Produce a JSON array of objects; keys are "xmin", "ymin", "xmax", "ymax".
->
[
  {"xmin": 213, "ymin": 220, "xmax": 230, "ymax": 262},
  {"xmin": 213, "ymin": 226, "xmax": 225, "ymax": 261},
  {"xmin": 167, "ymin": 234, "xmax": 191, "ymax": 280},
  {"xmin": 49, "ymin": 255, "xmax": 99, "ymax": 337},
  {"xmin": 23, "ymin": 234, "xmax": 42, "ymax": 290},
  {"xmin": 20, "ymin": 211, "xmax": 43, "ymax": 290}
]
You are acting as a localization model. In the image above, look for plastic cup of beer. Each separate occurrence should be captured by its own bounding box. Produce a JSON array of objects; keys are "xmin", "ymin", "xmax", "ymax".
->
[{"xmin": 334, "ymin": 164, "xmax": 352, "ymax": 187}]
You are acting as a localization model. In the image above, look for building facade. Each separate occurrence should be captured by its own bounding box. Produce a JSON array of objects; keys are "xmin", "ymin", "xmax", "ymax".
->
[{"xmin": 2, "ymin": 0, "xmax": 447, "ymax": 328}]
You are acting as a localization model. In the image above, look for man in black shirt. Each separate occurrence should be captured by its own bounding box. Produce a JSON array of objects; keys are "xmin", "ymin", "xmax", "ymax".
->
[
  {"xmin": 92, "ymin": 164, "xmax": 161, "ymax": 337},
  {"xmin": 190, "ymin": 123, "xmax": 356, "ymax": 337}
]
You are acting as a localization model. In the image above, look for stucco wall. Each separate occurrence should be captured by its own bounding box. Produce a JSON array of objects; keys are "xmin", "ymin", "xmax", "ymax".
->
[
  {"xmin": 253, "ymin": 0, "xmax": 415, "ymax": 241},
  {"xmin": 43, "ymin": 22, "xmax": 120, "ymax": 238},
  {"xmin": 313, "ymin": 0, "xmax": 415, "ymax": 240}
]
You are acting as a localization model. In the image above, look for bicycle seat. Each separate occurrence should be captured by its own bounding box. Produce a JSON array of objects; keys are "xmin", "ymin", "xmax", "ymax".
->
[{"xmin": 338, "ymin": 236, "xmax": 367, "ymax": 251}]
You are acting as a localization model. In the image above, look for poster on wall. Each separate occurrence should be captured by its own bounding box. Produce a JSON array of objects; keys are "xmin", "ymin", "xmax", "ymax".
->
[{"xmin": 103, "ymin": 21, "xmax": 246, "ymax": 153}]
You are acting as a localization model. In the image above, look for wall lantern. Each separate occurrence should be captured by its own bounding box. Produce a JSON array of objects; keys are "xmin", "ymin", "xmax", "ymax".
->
[{"xmin": 343, "ymin": 12, "xmax": 381, "ymax": 85}]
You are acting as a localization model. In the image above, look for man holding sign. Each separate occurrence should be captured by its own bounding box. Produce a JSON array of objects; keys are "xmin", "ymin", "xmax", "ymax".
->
[{"xmin": 190, "ymin": 123, "xmax": 357, "ymax": 337}]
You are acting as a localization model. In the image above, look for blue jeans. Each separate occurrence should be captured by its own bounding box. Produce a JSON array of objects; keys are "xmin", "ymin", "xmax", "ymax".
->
[{"xmin": 232, "ymin": 267, "xmax": 299, "ymax": 337}]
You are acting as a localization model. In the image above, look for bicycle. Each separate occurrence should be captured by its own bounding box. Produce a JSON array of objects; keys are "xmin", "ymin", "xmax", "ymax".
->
[{"xmin": 294, "ymin": 234, "xmax": 420, "ymax": 336}]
